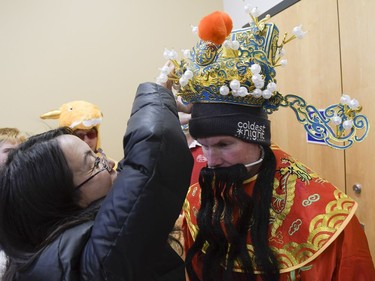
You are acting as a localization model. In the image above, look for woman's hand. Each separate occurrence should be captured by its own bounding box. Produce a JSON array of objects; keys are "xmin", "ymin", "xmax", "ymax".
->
[
  {"xmin": 156, "ymin": 61, "xmax": 193, "ymax": 114},
  {"xmin": 176, "ymin": 99, "xmax": 192, "ymax": 114},
  {"xmin": 157, "ymin": 61, "xmax": 174, "ymax": 90}
]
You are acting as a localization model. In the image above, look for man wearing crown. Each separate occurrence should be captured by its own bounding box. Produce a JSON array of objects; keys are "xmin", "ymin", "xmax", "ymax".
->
[{"xmin": 167, "ymin": 11, "xmax": 375, "ymax": 281}]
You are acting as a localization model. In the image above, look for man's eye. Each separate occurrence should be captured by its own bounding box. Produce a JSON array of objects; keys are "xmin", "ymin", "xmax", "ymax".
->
[{"xmin": 218, "ymin": 143, "xmax": 228, "ymax": 148}]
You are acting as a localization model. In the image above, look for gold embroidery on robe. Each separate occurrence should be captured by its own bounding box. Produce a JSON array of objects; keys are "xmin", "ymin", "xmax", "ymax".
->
[{"xmin": 183, "ymin": 145, "xmax": 356, "ymax": 274}]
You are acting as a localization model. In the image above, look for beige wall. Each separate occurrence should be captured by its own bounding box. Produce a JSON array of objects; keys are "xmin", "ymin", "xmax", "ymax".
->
[{"xmin": 0, "ymin": 0, "xmax": 223, "ymax": 160}]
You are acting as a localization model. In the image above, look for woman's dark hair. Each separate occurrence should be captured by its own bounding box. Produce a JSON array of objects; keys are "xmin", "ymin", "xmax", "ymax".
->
[
  {"xmin": 0, "ymin": 127, "xmax": 100, "ymax": 280},
  {"xmin": 186, "ymin": 145, "xmax": 279, "ymax": 281}
]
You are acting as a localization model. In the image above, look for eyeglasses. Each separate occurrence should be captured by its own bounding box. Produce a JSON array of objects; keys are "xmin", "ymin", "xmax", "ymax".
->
[
  {"xmin": 74, "ymin": 129, "xmax": 98, "ymax": 140},
  {"xmin": 75, "ymin": 156, "xmax": 111, "ymax": 190}
]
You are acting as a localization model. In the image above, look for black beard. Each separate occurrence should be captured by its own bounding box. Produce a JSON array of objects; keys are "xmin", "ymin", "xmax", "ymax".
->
[
  {"xmin": 186, "ymin": 146, "xmax": 280, "ymax": 281},
  {"xmin": 188, "ymin": 164, "xmax": 256, "ymax": 281},
  {"xmin": 198, "ymin": 164, "xmax": 252, "ymax": 243}
]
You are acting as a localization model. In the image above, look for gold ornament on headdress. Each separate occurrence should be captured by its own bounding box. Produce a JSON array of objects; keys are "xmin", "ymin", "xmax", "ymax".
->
[{"xmin": 157, "ymin": 8, "xmax": 369, "ymax": 149}]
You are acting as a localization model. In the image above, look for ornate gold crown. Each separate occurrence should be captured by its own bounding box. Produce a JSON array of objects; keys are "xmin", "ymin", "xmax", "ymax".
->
[
  {"xmin": 157, "ymin": 9, "xmax": 369, "ymax": 149},
  {"xmin": 158, "ymin": 11, "xmax": 301, "ymax": 109}
]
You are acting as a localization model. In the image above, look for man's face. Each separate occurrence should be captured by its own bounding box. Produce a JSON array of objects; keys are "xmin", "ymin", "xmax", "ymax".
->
[
  {"xmin": 197, "ymin": 135, "xmax": 262, "ymax": 173},
  {"xmin": 193, "ymin": 138, "xmax": 255, "ymax": 270},
  {"xmin": 73, "ymin": 128, "xmax": 98, "ymax": 152}
]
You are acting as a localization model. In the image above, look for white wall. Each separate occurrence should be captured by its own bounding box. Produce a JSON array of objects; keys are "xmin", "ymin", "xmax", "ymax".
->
[
  {"xmin": 223, "ymin": 0, "xmax": 283, "ymax": 28},
  {"xmin": 0, "ymin": 0, "xmax": 223, "ymax": 160}
]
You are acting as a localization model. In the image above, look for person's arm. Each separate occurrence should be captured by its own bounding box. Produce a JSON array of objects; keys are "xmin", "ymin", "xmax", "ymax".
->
[{"xmin": 81, "ymin": 82, "xmax": 193, "ymax": 281}]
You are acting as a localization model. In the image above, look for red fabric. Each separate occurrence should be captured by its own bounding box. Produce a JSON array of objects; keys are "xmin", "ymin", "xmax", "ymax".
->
[
  {"xmin": 182, "ymin": 145, "xmax": 375, "ymax": 280},
  {"xmin": 298, "ymin": 215, "xmax": 375, "ymax": 281},
  {"xmin": 189, "ymin": 146, "xmax": 207, "ymax": 186},
  {"xmin": 183, "ymin": 214, "xmax": 375, "ymax": 281}
]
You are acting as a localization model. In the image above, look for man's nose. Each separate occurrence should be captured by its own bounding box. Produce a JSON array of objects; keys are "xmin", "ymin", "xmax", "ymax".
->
[{"xmin": 204, "ymin": 148, "xmax": 222, "ymax": 168}]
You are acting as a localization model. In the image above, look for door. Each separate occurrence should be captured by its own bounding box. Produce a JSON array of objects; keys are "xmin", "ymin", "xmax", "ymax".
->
[
  {"xmin": 269, "ymin": 0, "xmax": 374, "ymax": 260},
  {"xmin": 270, "ymin": 0, "xmax": 345, "ymax": 190},
  {"xmin": 339, "ymin": 0, "xmax": 375, "ymax": 259}
]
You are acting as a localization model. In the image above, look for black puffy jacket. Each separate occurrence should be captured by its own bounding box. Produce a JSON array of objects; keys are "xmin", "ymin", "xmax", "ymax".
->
[{"xmin": 14, "ymin": 83, "xmax": 193, "ymax": 281}]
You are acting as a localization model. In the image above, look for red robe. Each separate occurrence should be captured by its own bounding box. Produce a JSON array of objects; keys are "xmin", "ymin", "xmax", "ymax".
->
[
  {"xmin": 189, "ymin": 143, "xmax": 207, "ymax": 186},
  {"xmin": 183, "ymin": 145, "xmax": 375, "ymax": 280}
]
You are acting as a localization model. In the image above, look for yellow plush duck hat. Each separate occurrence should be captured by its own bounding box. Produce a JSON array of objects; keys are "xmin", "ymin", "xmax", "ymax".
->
[{"xmin": 40, "ymin": 100, "xmax": 103, "ymax": 151}]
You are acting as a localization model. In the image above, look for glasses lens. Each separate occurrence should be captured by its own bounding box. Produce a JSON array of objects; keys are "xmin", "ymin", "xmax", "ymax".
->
[
  {"xmin": 86, "ymin": 130, "xmax": 97, "ymax": 139},
  {"xmin": 74, "ymin": 129, "xmax": 97, "ymax": 140},
  {"xmin": 100, "ymin": 156, "xmax": 111, "ymax": 172},
  {"xmin": 76, "ymin": 157, "xmax": 109, "ymax": 190},
  {"xmin": 75, "ymin": 132, "xmax": 84, "ymax": 140}
]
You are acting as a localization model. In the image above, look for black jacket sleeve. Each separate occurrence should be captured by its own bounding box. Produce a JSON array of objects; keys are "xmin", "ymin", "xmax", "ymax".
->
[{"xmin": 81, "ymin": 83, "xmax": 193, "ymax": 280}]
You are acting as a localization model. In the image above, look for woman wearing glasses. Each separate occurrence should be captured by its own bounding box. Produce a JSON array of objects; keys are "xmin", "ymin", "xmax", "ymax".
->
[{"xmin": 0, "ymin": 82, "xmax": 193, "ymax": 281}]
